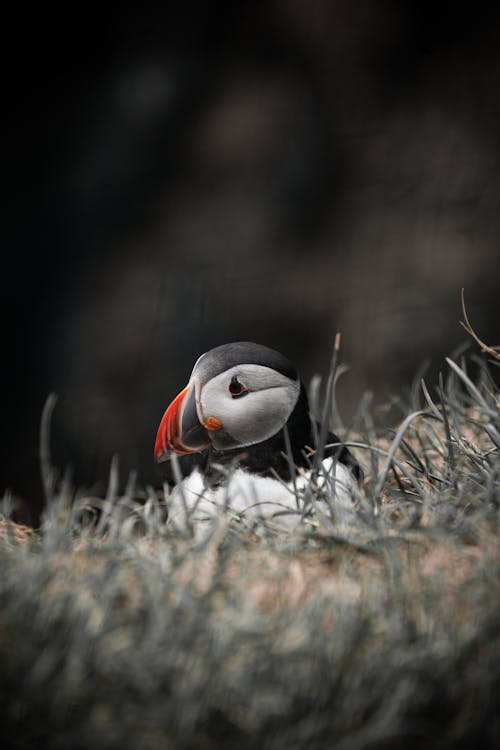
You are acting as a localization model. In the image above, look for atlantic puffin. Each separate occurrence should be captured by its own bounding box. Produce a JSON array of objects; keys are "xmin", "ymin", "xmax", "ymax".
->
[{"xmin": 154, "ymin": 342, "xmax": 362, "ymax": 532}]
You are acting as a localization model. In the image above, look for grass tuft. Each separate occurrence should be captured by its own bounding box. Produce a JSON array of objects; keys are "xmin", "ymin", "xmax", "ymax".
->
[{"xmin": 1, "ymin": 353, "xmax": 499, "ymax": 749}]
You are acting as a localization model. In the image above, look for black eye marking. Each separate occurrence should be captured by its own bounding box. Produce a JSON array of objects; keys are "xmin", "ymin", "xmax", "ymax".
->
[{"xmin": 229, "ymin": 375, "xmax": 248, "ymax": 399}]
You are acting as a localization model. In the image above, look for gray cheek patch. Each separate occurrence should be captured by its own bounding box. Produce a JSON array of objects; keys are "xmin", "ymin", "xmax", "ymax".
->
[{"xmin": 200, "ymin": 365, "xmax": 300, "ymax": 449}]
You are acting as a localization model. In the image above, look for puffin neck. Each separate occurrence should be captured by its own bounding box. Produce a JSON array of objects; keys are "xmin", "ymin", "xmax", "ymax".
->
[{"xmin": 206, "ymin": 382, "xmax": 313, "ymax": 482}]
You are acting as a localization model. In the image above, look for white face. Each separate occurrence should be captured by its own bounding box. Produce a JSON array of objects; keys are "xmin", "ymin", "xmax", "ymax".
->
[{"xmin": 196, "ymin": 364, "xmax": 300, "ymax": 450}]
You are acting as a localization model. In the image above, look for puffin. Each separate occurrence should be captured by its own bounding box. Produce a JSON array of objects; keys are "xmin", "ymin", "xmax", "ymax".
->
[{"xmin": 154, "ymin": 342, "xmax": 362, "ymax": 532}]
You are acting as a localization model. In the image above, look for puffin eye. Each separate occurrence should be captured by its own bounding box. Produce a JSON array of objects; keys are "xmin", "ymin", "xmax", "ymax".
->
[{"xmin": 229, "ymin": 375, "xmax": 248, "ymax": 399}]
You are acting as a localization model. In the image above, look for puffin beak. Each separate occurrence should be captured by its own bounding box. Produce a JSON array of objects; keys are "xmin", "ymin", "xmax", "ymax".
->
[{"xmin": 154, "ymin": 381, "xmax": 220, "ymax": 463}]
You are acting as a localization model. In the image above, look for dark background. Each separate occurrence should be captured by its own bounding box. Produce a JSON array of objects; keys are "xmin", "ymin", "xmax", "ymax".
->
[{"xmin": 3, "ymin": 2, "xmax": 500, "ymax": 523}]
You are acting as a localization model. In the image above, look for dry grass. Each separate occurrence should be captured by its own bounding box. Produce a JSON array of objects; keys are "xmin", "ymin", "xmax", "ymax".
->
[{"xmin": 1, "ymin": 351, "xmax": 499, "ymax": 749}]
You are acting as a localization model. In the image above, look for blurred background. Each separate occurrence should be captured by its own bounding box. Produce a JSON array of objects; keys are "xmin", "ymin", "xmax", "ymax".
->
[{"xmin": 3, "ymin": 1, "xmax": 500, "ymax": 522}]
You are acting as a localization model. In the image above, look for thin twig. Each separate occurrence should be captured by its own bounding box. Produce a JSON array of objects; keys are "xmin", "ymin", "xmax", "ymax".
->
[{"xmin": 460, "ymin": 288, "xmax": 500, "ymax": 361}]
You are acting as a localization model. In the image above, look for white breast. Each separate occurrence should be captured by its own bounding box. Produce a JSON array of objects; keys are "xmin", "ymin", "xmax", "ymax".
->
[{"xmin": 165, "ymin": 458, "xmax": 358, "ymax": 537}]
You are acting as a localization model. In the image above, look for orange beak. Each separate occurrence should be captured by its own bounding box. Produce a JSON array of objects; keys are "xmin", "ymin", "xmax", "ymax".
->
[
  {"xmin": 154, "ymin": 386, "xmax": 192, "ymax": 461},
  {"xmin": 154, "ymin": 382, "xmax": 222, "ymax": 463}
]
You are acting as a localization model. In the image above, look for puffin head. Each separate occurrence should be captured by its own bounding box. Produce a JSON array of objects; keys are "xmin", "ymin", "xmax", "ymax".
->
[{"xmin": 154, "ymin": 342, "xmax": 301, "ymax": 462}]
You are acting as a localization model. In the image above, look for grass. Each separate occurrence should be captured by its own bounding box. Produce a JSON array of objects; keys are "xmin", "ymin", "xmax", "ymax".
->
[{"xmin": 1, "ymin": 349, "xmax": 499, "ymax": 749}]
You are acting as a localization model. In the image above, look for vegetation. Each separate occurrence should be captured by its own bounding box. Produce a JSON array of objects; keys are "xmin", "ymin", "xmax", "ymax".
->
[{"xmin": 1, "ymin": 347, "xmax": 499, "ymax": 749}]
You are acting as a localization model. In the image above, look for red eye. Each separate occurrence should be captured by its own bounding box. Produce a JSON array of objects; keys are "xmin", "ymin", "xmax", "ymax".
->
[{"xmin": 229, "ymin": 375, "xmax": 248, "ymax": 399}]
